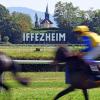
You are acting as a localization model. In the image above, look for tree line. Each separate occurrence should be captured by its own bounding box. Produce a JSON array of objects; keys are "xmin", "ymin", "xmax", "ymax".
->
[
  {"xmin": 54, "ymin": 1, "xmax": 100, "ymax": 33},
  {"xmin": 0, "ymin": 4, "xmax": 33, "ymax": 43}
]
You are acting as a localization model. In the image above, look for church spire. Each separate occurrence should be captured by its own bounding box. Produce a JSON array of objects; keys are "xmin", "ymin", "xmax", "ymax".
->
[
  {"xmin": 45, "ymin": 4, "xmax": 49, "ymax": 20},
  {"xmin": 46, "ymin": 4, "xmax": 48, "ymax": 14},
  {"xmin": 40, "ymin": 4, "xmax": 53, "ymax": 28}
]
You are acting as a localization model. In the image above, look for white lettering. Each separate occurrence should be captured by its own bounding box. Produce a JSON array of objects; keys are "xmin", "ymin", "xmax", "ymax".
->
[
  {"xmin": 45, "ymin": 33, "xmax": 51, "ymax": 41},
  {"xmin": 23, "ymin": 32, "xmax": 66, "ymax": 43},
  {"xmin": 35, "ymin": 33, "xmax": 39, "ymax": 41},
  {"xmin": 26, "ymin": 33, "xmax": 30, "ymax": 41},
  {"xmin": 51, "ymin": 33, "xmax": 55, "ymax": 41},
  {"xmin": 56, "ymin": 33, "xmax": 58, "ymax": 41},
  {"xmin": 31, "ymin": 34, "xmax": 34, "ymax": 41},
  {"xmin": 23, "ymin": 33, "xmax": 26, "ymax": 41},
  {"xmin": 40, "ymin": 33, "xmax": 44, "ymax": 41},
  {"xmin": 59, "ymin": 33, "xmax": 66, "ymax": 41}
]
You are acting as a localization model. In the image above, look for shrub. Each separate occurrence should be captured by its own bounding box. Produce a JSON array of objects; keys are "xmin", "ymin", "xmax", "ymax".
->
[
  {"xmin": 35, "ymin": 48, "xmax": 40, "ymax": 51},
  {"xmin": 3, "ymin": 36, "xmax": 9, "ymax": 43}
]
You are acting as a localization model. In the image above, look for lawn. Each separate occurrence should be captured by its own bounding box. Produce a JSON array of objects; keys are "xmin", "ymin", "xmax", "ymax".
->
[
  {"xmin": 0, "ymin": 45, "xmax": 82, "ymax": 60},
  {"xmin": 0, "ymin": 72, "xmax": 100, "ymax": 100},
  {"xmin": 0, "ymin": 45, "xmax": 56, "ymax": 59}
]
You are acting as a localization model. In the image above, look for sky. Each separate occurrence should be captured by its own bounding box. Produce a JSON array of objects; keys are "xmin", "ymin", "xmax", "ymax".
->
[{"xmin": 0, "ymin": 0, "xmax": 100, "ymax": 14}]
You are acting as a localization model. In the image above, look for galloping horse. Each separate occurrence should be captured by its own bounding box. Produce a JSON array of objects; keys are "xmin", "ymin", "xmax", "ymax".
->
[
  {"xmin": 0, "ymin": 52, "xmax": 29, "ymax": 91},
  {"xmin": 53, "ymin": 47, "xmax": 100, "ymax": 100}
]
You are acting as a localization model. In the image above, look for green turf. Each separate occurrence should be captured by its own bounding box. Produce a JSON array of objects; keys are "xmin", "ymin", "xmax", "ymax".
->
[
  {"xmin": 0, "ymin": 45, "xmax": 83, "ymax": 60},
  {"xmin": 0, "ymin": 45, "xmax": 55, "ymax": 60},
  {"xmin": 0, "ymin": 72, "xmax": 100, "ymax": 100}
]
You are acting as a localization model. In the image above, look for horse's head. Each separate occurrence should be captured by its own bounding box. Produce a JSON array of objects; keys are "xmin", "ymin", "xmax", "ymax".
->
[
  {"xmin": 54, "ymin": 46, "xmax": 70, "ymax": 63},
  {"xmin": 0, "ymin": 53, "xmax": 12, "ymax": 70}
]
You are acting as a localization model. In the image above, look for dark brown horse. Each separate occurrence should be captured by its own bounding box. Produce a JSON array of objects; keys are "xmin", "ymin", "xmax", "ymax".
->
[
  {"xmin": 0, "ymin": 52, "xmax": 29, "ymax": 91},
  {"xmin": 53, "ymin": 47, "xmax": 100, "ymax": 100}
]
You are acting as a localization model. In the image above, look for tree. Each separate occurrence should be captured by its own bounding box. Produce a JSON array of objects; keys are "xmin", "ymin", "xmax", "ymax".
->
[
  {"xmin": 82, "ymin": 9, "xmax": 100, "ymax": 33},
  {"xmin": 11, "ymin": 12, "xmax": 34, "ymax": 32},
  {"xmin": 89, "ymin": 10, "xmax": 100, "ymax": 33},
  {"xmin": 35, "ymin": 13, "xmax": 39, "ymax": 28},
  {"xmin": 0, "ymin": 4, "xmax": 10, "ymax": 38},
  {"xmin": 0, "ymin": 4, "xmax": 23, "ymax": 43},
  {"xmin": 54, "ymin": 1, "xmax": 88, "ymax": 29},
  {"xmin": 0, "ymin": 4, "xmax": 9, "ymax": 18}
]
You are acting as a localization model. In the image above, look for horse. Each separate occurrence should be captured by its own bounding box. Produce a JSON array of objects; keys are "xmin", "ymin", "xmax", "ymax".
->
[
  {"xmin": 0, "ymin": 52, "xmax": 29, "ymax": 92},
  {"xmin": 53, "ymin": 46, "xmax": 100, "ymax": 100}
]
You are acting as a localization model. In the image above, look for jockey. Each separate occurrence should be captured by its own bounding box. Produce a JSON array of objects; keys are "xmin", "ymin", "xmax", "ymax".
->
[{"xmin": 73, "ymin": 25, "xmax": 100, "ymax": 61}]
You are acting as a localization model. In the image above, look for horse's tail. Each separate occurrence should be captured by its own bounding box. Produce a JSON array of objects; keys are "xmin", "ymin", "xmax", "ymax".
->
[{"xmin": 10, "ymin": 61, "xmax": 29, "ymax": 86}]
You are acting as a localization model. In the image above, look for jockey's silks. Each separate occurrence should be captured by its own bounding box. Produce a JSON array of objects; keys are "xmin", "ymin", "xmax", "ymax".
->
[{"xmin": 78, "ymin": 31, "xmax": 100, "ymax": 53}]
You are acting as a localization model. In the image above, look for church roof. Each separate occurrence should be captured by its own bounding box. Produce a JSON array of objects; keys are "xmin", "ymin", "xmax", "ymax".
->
[{"xmin": 40, "ymin": 19, "xmax": 53, "ymax": 24}]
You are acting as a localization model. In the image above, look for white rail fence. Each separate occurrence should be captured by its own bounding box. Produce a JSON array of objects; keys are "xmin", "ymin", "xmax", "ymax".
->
[{"xmin": 13, "ymin": 60, "xmax": 100, "ymax": 64}]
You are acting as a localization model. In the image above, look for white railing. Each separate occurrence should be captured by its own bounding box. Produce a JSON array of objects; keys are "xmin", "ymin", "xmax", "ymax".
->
[
  {"xmin": 13, "ymin": 60, "xmax": 100, "ymax": 64},
  {"xmin": 13, "ymin": 60, "xmax": 53, "ymax": 64}
]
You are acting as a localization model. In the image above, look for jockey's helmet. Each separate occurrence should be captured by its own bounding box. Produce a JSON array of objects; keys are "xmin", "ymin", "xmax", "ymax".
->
[{"xmin": 73, "ymin": 25, "xmax": 90, "ymax": 33}]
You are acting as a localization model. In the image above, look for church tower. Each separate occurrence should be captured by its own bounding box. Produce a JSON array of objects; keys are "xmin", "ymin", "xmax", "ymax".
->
[
  {"xmin": 40, "ymin": 4, "xmax": 53, "ymax": 28},
  {"xmin": 45, "ymin": 4, "xmax": 49, "ymax": 20}
]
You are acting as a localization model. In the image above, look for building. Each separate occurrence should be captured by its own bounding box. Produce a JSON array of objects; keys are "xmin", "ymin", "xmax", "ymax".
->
[{"xmin": 35, "ymin": 5, "xmax": 53, "ymax": 28}]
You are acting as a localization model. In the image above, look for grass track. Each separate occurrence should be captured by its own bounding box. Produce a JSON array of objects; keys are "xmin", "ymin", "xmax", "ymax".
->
[{"xmin": 0, "ymin": 72, "xmax": 100, "ymax": 100}]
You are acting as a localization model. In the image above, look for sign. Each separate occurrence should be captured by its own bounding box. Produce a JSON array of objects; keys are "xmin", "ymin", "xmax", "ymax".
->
[{"xmin": 23, "ymin": 32, "xmax": 67, "ymax": 44}]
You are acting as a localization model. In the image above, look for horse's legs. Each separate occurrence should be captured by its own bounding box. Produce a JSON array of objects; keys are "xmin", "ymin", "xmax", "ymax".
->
[
  {"xmin": 0, "ymin": 82, "xmax": 9, "ymax": 91},
  {"xmin": 10, "ymin": 61, "xmax": 21, "ymax": 76},
  {"xmin": 82, "ymin": 89, "xmax": 89, "ymax": 100},
  {"xmin": 10, "ymin": 61, "xmax": 28, "ymax": 85},
  {"xmin": 0, "ymin": 72, "xmax": 9, "ymax": 91},
  {"xmin": 0, "ymin": 72, "xmax": 12, "ymax": 100},
  {"xmin": 54, "ymin": 86, "xmax": 75, "ymax": 100}
]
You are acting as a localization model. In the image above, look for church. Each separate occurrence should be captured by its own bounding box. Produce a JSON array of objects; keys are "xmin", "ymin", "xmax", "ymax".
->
[{"xmin": 35, "ymin": 5, "xmax": 53, "ymax": 28}]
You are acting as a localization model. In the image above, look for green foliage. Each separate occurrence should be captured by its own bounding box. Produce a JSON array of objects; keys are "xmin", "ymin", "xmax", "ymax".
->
[
  {"xmin": 11, "ymin": 12, "xmax": 34, "ymax": 32},
  {"xmin": 0, "ymin": 4, "xmax": 34, "ymax": 44},
  {"xmin": 54, "ymin": 1, "xmax": 100, "ymax": 34},
  {"xmin": 0, "ymin": 4, "xmax": 9, "ymax": 17},
  {"xmin": 0, "ymin": 4, "xmax": 23, "ymax": 43},
  {"xmin": 54, "ymin": 1, "xmax": 86, "ymax": 29},
  {"xmin": 89, "ymin": 10, "xmax": 100, "ymax": 33},
  {"xmin": 3, "ymin": 36, "xmax": 9, "ymax": 43}
]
